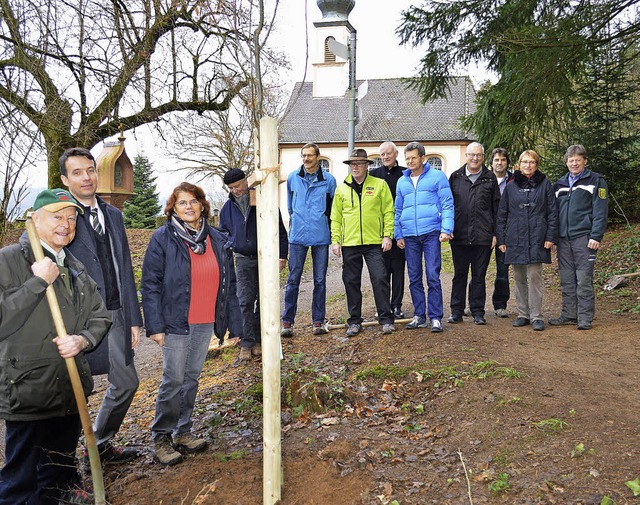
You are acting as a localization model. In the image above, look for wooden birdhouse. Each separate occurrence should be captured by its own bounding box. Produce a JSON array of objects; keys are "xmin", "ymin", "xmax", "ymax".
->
[{"xmin": 95, "ymin": 133, "xmax": 135, "ymax": 210}]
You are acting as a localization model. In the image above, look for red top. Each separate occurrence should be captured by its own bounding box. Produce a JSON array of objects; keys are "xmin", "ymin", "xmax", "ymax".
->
[{"xmin": 188, "ymin": 236, "xmax": 219, "ymax": 324}]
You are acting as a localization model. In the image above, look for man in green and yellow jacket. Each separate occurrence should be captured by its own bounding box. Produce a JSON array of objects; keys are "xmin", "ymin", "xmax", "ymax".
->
[{"xmin": 330, "ymin": 149, "xmax": 395, "ymax": 337}]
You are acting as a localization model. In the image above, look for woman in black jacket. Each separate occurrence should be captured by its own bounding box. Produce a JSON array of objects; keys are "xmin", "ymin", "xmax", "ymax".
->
[
  {"xmin": 496, "ymin": 150, "xmax": 559, "ymax": 331},
  {"xmin": 141, "ymin": 182, "xmax": 241, "ymax": 466}
]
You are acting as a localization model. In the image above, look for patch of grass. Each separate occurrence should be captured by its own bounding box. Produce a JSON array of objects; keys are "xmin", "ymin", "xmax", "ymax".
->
[
  {"xmin": 488, "ymin": 472, "xmax": 510, "ymax": 493},
  {"xmin": 213, "ymin": 449, "xmax": 246, "ymax": 463},
  {"xmin": 570, "ymin": 442, "xmax": 594, "ymax": 458},
  {"xmin": 533, "ymin": 418, "xmax": 570, "ymax": 433},
  {"xmin": 244, "ymin": 382, "xmax": 263, "ymax": 401},
  {"xmin": 354, "ymin": 364, "xmax": 412, "ymax": 380},
  {"xmin": 234, "ymin": 396, "xmax": 262, "ymax": 416},
  {"xmin": 207, "ymin": 413, "xmax": 224, "ymax": 429},
  {"xmin": 327, "ymin": 292, "xmax": 346, "ymax": 304},
  {"xmin": 220, "ymin": 347, "xmax": 236, "ymax": 364},
  {"xmin": 334, "ymin": 315, "xmax": 346, "ymax": 324},
  {"xmin": 494, "ymin": 449, "xmax": 511, "ymax": 468},
  {"xmin": 498, "ymin": 396, "xmax": 521, "ymax": 407}
]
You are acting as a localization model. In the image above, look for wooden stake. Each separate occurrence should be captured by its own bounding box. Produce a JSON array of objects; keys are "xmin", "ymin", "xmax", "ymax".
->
[
  {"xmin": 256, "ymin": 116, "xmax": 282, "ymax": 504},
  {"xmin": 26, "ymin": 218, "xmax": 105, "ymax": 505}
]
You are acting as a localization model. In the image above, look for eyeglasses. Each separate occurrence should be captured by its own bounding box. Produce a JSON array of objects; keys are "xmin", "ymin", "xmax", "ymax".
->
[
  {"xmin": 520, "ymin": 160, "xmax": 538, "ymax": 165},
  {"xmin": 466, "ymin": 153, "xmax": 484, "ymax": 159},
  {"xmin": 176, "ymin": 199, "xmax": 201, "ymax": 208}
]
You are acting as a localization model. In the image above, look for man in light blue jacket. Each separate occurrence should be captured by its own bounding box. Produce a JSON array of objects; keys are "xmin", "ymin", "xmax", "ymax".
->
[
  {"xmin": 395, "ymin": 142, "xmax": 454, "ymax": 332},
  {"xmin": 281, "ymin": 143, "xmax": 337, "ymax": 337}
]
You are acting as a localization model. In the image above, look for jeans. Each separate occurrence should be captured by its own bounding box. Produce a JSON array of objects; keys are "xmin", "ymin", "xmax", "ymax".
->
[
  {"xmin": 151, "ymin": 323, "xmax": 214, "ymax": 440},
  {"xmin": 0, "ymin": 415, "xmax": 81, "ymax": 505},
  {"xmin": 341, "ymin": 245, "xmax": 393, "ymax": 325},
  {"xmin": 492, "ymin": 246, "xmax": 510, "ymax": 310},
  {"xmin": 235, "ymin": 255, "xmax": 260, "ymax": 348},
  {"xmin": 450, "ymin": 244, "xmax": 493, "ymax": 317},
  {"xmin": 282, "ymin": 243, "xmax": 329, "ymax": 324},
  {"xmin": 404, "ymin": 232, "xmax": 444, "ymax": 320}
]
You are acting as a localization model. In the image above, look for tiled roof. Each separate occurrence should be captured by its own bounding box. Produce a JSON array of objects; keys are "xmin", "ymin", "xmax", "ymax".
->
[{"xmin": 279, "ymin": 77, "xmax": 476, "ymax": 144}]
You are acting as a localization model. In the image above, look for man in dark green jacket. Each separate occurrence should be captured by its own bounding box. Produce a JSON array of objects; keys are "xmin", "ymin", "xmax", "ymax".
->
[
  {"xmin": 0, "ymin": 189, "xmax": 110, "ymax": 505},
  {"xmin": 549, "ymin": 144, "xmax": 608, "ymax": 330}
]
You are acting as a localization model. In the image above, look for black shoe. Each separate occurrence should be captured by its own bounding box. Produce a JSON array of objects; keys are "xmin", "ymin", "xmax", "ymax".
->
[
  {"xmin": 393, "ymin": 307, "xmax": 405, "ymax": 319},
  {"xmin": 532, "ymin": 319, "xmax": 545, "ymax": 331},
  {"xmin": 473, "ymin": 315, "xmax": 486, "ymax": 325},
  {"xmin": 577, "ymin": 321, "xmax": 592, "ymax": 330},
  {"xmin": 548, "ymin": 315, "xmax": 578, "ymax": 326},
  {"xmin": 97, "ymin": 441, "xmax": 140, "ymax": 464},
  {"xmin": 512, "ymin": 317, "xmax": 530, "ymax": 327},
  {"xmin": 447, "ymin": 314, "xmax": 463, "ymax": 324}
]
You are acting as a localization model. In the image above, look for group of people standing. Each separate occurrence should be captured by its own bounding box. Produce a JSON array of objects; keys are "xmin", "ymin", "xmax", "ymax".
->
[
  {"xmin": 271, "ymin": 140, "xmax": 608, "ymax": 338},
  {"xmin": 0, "ymin": 139, "xmax": 608, "ymax": 503}
]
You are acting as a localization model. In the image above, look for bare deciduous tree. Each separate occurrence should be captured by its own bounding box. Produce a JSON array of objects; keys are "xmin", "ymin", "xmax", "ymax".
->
[{"xmin": 0, "ymin": 0, "xmax": 261, "ymax": 186}]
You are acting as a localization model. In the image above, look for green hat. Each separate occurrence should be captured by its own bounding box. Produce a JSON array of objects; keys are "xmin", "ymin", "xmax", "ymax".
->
[{"xmin": 33, "ymin": 188, "xmax": 84, "ymax": 215}]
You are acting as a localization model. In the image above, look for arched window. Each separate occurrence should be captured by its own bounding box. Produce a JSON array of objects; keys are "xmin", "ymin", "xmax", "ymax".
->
[
  {"xmin": 319, "ymin": 158, "xmax": 331, "ymax": 172},
  {"xmin": 370, "ymin": 157, "xmax": 382, "ymax": 168},
  {"xmin": 426, "ymin": 156, "xmax": 444, "ymax": 171},
  {"xmin": 324, "ymin": 37, "xmax": 336, "ymax": 63}
]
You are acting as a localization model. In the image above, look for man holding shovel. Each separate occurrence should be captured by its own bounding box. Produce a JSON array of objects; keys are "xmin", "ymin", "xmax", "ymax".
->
[{"xmin": 0, "ymin": 189, "xmax": 110, "ymax": 504}]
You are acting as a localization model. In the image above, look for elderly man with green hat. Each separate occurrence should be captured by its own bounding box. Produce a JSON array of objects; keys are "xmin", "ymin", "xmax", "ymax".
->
[{"xmin": 0, "ymin": 188, "xmax": 110, "ymax": 505}]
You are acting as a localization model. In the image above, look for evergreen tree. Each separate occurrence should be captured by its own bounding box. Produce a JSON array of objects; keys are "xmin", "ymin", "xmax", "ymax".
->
[{"xmin": 123, "ymin": 154, "xmax": 162, "ymax": 229}]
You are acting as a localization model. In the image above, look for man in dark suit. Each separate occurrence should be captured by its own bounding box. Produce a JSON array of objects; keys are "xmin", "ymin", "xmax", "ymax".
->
[{"xmin": 60, "ymin": 147, "xmax": 142, "ymax": 463}]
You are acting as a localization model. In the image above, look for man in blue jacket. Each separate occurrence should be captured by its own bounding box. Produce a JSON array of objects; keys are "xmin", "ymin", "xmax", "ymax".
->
[
  {"xmin": 219, "ymin": 168, "xmax": 288, "ymax": 361},
  {"xmin": 549, "ymin": 145, "xmax": 608, "ymax": 330},
  {"xmin": 61, "ymin": 147, "xmax": 142, "ymax": 465},
  {"xmin": 395, "ymin": 142, "xmax": 454, "ymax": 333},
  {"xmin": 281, "ymin": 143, "xmax": 337, "ymax": 337}
]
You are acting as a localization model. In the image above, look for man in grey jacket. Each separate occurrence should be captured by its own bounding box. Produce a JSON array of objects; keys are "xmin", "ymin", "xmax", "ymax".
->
[{"xmin": 0, "ymin": 188, "xmax": 110, "ymax": 505}]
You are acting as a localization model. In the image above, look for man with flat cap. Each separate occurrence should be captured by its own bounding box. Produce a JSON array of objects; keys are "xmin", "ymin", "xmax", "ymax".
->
[
  {"xmin": 330, "ymin": 149, "xmax": 395, "ymax": 337},
  {"xmin": 0, "ymin": 189, "xmax": 110, "ymax": 505},
  {"xmin": 219, "ymin": 168, "xmax": 288, "ymax": 361}
]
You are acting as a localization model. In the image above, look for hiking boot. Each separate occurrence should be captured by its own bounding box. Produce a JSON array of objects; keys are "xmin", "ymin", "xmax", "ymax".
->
[
  {"xmin": 512, "ymin": 317, "xmax": 530, "ymax": 327},
  {"xmin": 59, "ymin": 485, "xmax": 94, "ymax": 504},
  {"xmin": 154, "ymin": 435, "xmax": 183, "ymax": 466},
  {"xmin": 473, "ymin": 315, "xmax": 486, "ymax": 325},
  {"xmin": 548, "ymin": 315, "xmax": 578, "ymax": 326},
  {"xmin": 577, "ymin": 320, "xmax": 593, "ymax": 330},
  {"xmin": 251, "ymin": 345, "xmax": 262, "ymax": 358},
  {"xmin": 494, "ymin": 308, "xmax": 509, "ymax": 318},
  {"xmin": 345, "ymin": 324, "xmax": 362, "ymax": 337},
  {"xmin": 382, "ymin": 323, "xmax": 395, "ymax": 334},
  {"xmin": 173, "ymin": 433, "xmax": 208, "ymax": 454},
  {"xmin": 447, "ymin": 314, "xmax": 463, "ymax": 324},
  {"xmin": 281, "ymin": 322, "xmax": 293, "ymax": 338},
  {"xmin": 313, "ymin": 321, "xmax": 329, "ymax": 335},
  {"xmin": 430, "ymin": 319, "xmax": 443, "ymax": 333},
  {"xmin": 393, "ymin": 307, "xmax": 405, "ymax": 319},
  {"xmin": 97, "ymin": 441, "xmax": 139, "ymax": 465},
  {"xmin": 238, "ymin": 347, "xmax": 252, "ymax": 361},
  {"xmin": 406, "ymin": 316, "xmax": 428, "ymax": 329},
  {"xmin": 532, "ymin": 319, "xmax": 545, "ymax": 331}
]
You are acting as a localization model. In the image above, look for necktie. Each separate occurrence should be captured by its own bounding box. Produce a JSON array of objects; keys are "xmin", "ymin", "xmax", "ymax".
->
[{"xmin": 90, "ymin": 208, "xmax": 104, "ymax": 236}]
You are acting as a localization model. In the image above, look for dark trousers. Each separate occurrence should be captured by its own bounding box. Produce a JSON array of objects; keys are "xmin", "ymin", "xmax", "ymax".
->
[
  {"xmin": 556, "ymin": 235, "xmax": 597, "ymax": 322},
  {"xmin": 492, "ymin": 246, "xmax": 510, "ymax": 310},
  {"xmin": 0, "ymin": 415, "xmax": 81, "ymax": 505},
  {"xmin": 450, "ymin": 244, "xmax": 493, "ymax": 317},
  {"xmin": 342, "ymin": 245, "xmax": 393, "ymax": 325},
  {"xmin": 235, "ymin": 255, "xmax": 260, "ymax": 348},
  {"xmin": 383, "ymin": 239, "xmax": 406, "ymax": 310}
]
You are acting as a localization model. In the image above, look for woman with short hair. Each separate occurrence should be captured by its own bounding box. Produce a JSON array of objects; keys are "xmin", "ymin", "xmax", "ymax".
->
[
  {"xmin": 496, "ymin": 150, "xmax": 559, "ymax": 331},
  {"xmin": 142, "ymin": 182, "xmax": 241, "ymax": 465}
]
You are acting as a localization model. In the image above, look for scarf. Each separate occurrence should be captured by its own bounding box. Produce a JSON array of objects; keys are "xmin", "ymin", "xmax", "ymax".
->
[{"xmin": 171, "ymin": 215, "xmax": 208, "ymax": 254}]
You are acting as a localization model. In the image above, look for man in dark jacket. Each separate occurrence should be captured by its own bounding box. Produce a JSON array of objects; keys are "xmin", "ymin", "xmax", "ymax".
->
[
  {"xmin": 60, "ymin": 147, "xmax": 142, "ymax": 463},
  {"xmin": 448, "ymin": 142, "xmax": 501, "ymax": 325},
  {"xmin": 489, "ymin": 147, "xmax": 514, "ymax": 317},
  {"xmin": 370, "ymin": 141, "xmax": 407, "ymax": 319},
  {"xmin": 549, "ymin": 144, "xmax": 608, "ymax": 330},
  {"xmin": 219, "ymin": 168, "xmax": 288, "ymax": 361},
  {"xmin": 0, "ymin": 189, "xmax": 110, "ymax": 505}
]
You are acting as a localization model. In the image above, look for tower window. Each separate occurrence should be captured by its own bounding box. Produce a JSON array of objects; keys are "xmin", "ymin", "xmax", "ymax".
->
[
  {"xmin": 426, "ymin": 156, "xmax": 443, "ymax": 171},
  {"xmin": 324, "ymin": 37, "xmax": 336, "ymax": 63}
]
